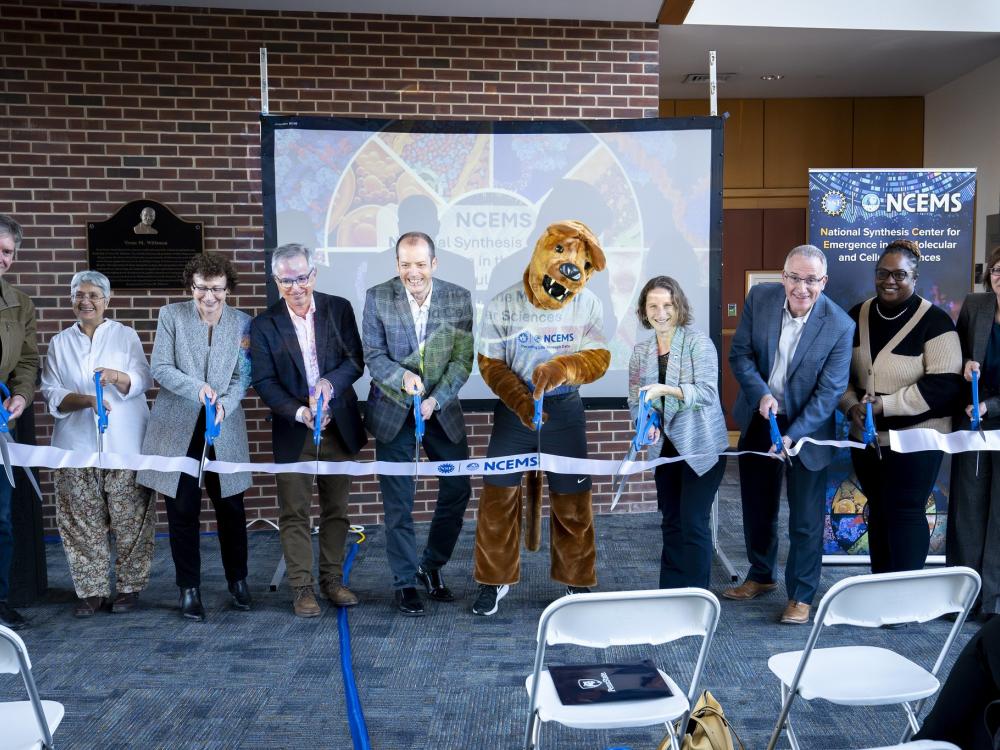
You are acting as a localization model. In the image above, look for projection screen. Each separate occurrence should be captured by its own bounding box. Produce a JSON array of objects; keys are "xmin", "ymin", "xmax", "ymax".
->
[{"xmin": 261, "ymin": 116, "xmax": 723, "ymax": 407}]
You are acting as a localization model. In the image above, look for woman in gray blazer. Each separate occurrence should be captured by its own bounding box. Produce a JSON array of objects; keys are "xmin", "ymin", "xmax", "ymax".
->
[
  {"xmin": 948, "ymin": 245, "xmax": 1000, "ymax": 621},
  {"xmin": 138, "ymin": 253, "xmax": 252, "ymax": 622},
  {"xmin": 627, "ymin": 276, "xmax": 728, "ymax": 589}
]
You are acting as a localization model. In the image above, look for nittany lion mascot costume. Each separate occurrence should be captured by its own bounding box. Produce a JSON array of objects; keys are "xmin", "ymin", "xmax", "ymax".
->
[{"xmin": 472, "ymin": 220, "xmax": 610, "ymax": 615}]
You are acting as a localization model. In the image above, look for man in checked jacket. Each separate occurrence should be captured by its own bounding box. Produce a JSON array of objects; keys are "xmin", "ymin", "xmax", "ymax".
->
[{"xmin": 362, "ymin": 231, "xmax": 474, "ymax": 617}]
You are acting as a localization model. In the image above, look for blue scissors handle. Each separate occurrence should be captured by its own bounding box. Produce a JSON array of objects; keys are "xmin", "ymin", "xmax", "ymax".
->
[
  {"xmin": 313, "ymin": 391, "xmax": 324, "ymax": 447},
  {"xmin": 768, "ymin": 411, "xmax": 784, "ymax": 453},
  {"xmin": 93, "ymin": 372, "xmax": 109, "ymax": 434},
  {"xmin": 0, "ymin": 382, "xmax": 11, "ymax": 430},
  {"xmin": 632, "ymin": 390, "xmax": 660, "ymax": 450},
  {"xmin": 862, "ymin": 401, "xmax": 877, "ymax": 445},
  {"xmin": 532, "ymin": 395, "xmax": 544, "ymax": 432},
  {"xmin": 413, "ymin": 392, "xmax": 425, "ymax": 442},
  {"xmin": 972, "ymin": 369, "xmax": 982, "ymax": 430},
  {"xmin": 204, "ymin": 395, "xmax": 220, "ymax": 445}
]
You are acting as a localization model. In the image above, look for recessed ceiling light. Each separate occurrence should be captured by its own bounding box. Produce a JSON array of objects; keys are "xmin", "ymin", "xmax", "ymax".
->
[{"xmin": 760, "ymin": 74, "xmax": 784, "ymax": 81}]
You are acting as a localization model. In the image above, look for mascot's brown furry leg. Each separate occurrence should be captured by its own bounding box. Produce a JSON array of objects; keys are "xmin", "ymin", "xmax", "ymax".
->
[
  {"xmin": 473, "ymin": 484, "xmax": 523, "ymax": 585},
  {"xmin": 548, "ymin": 490, "xmax": 597, "ymax": 587}
]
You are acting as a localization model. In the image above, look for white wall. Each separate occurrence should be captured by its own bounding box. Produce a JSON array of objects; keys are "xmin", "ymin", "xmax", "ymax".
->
[{"xmin": 925, "ymin": 54, "xmax": 1000, "ymax": 265}]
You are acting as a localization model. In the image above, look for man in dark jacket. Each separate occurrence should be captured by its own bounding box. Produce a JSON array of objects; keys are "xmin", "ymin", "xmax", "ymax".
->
[{"xmin": 251, "ymin": 243, "xmax": 367, "ymax": 618}]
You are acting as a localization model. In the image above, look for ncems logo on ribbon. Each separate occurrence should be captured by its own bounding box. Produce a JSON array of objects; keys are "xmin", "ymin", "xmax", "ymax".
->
[{"xmin": 437, "ymin": 463, "xmax": 456, "ymax": 474}]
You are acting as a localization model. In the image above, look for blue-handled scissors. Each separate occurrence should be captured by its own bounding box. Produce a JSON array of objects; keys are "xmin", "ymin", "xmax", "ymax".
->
[
  {"xmin": 0, "ymin": 382, "xmax": 15, "ymax": 488},
  {"xmin": 972, "ymin": 370, "xmax": 986, "ymax": 475},
  {"xmin": 198, "ymin": 395, "xmax": 221, "ymax": 489},
  {"xmin": 611, "ymin": 390, "xmax": 661, "ymax": 510},
  {"xmin": 533, "ymin": 393, "xmax": 544, "ymax": 471},
  {"xmin": 413, "ymin": 391, "xmax": 424, "ymax": 480},
  {"xmin": 862, "ymin": 401, "xmax": 882, "ymax": 460},
  {"xmin": 0, "ymin": 382, "xmax": 43, "ymax": 501},
  {"xmin": 94, "ymin": 372, "xmax": 110, "ymax": 492},
  {"xmin": 768, "ymin": 411, "xmax": 793, "ymax": 464},
  {"xmin": 312, "ymin": 391, "xmax": 325, "ymax": 483}
]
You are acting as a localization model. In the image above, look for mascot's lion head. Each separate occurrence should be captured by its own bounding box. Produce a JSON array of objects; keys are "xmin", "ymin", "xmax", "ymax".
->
[{"xmin": 522, "ymin": 220, "xmax": 606, "ymax": 311}]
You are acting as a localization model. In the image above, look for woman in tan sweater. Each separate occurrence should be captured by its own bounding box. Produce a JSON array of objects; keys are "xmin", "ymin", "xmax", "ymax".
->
[{"xmin": 839, "ymin": 240, "xmax": 963, "ymax": 572}]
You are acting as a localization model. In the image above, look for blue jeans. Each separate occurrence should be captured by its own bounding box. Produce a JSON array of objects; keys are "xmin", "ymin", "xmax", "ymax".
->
[{"xmin": 0, "ymin": 473, "xmax": 13, "ymax": 601}]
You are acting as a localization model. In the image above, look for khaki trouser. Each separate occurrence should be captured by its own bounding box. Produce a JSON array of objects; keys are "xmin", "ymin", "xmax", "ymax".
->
[
  {"xmin": 275, "ymin": 429, "xmax": 354, "ymax": 588},
  {"xmin": 54, "ymin": 468, "xmax": 155, "ymax": 599}
]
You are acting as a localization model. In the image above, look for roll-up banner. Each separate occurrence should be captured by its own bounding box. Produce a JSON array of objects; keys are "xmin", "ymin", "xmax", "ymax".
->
[{"xmin": 808, "ymin": 168, "xmax": 977, "ymax": 562}]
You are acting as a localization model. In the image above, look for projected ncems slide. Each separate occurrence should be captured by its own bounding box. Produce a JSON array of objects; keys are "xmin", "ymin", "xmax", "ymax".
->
[{"xmin": 263, "ymin": 117, "xmax": 721, "ymax": 402}]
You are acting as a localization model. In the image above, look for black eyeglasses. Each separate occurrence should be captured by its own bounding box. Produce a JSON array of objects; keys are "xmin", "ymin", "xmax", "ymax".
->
[
  {"xmin": 274, "ymin": 268, "xmax": 316, "ymax": 290},
  {"xmin": 875, "ymin": 269, "xmax": 913, "ymax": 282}
]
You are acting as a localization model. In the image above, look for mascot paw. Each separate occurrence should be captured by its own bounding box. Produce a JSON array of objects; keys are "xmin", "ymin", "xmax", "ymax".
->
[{"xmin": 531, "ymin": 361, "xmax": 567, "ymax": 399}]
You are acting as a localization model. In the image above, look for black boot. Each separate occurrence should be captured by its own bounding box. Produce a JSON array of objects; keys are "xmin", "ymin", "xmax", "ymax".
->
[
  {"xmin": 228, "ymin": 579, "xmax": 252, "ymax": 611},
  {"xmin": 179, "ymin": 587, "xmax": 205, "ymax": 622}
]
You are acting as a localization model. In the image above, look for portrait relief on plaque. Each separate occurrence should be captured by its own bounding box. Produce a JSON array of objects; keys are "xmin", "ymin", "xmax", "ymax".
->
[{"xmin": 133, "ymin": 206, "xmax": 158, "ymax": 235}]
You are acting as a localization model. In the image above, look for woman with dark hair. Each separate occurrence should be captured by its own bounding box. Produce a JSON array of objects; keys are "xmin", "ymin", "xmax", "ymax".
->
[
  {"xmin": 839, "ymin": 240, "xmax": 963, "ymax": 572},
  {"xmin": 947, "ymin": 245, "xmax": 1000, "ymax": 621},
  {"xmin": 138, "ymin": 253, "xmax": 253, "ymax": 621},
  {"xmin": 626, "ymin": 276, "xmax": 728, "ymax": 589}
]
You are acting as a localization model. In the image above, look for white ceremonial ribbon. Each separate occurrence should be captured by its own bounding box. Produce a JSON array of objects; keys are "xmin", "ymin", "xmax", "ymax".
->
[
  {"xmin": 6, "ymin": 443, "xmax": 200, "ymax": 476},
  {"xmin": 1, "ymin": 429, "xmax": 996, "ymax": 480},
  {"xmin": 890, "ymin": 426, "xmax": 1000, "ymax": 454}
]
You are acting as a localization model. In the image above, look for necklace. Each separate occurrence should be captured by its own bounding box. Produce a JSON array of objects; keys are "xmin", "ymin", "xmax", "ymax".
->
[{"xmin": 875, "ymin": 302, "xmax": 907, "ymax": 321}]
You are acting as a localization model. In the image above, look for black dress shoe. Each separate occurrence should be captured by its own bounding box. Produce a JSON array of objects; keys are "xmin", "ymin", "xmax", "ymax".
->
[
  {"xmin": 228, "ymin": 579, "xmax": 252, "ymax": 611},
  {"xmin": 394, "ymin": 587, "xmax": 425, "ymax": 617},
  {"xmin": 0, "ymin": 601, "xmax": 27, "ymax": 630},
  {"xmin": 416, "ymin": 566, "xmax": 456, "ymax": 602},
  {"xmin": 179, "ymin": 587, "xmax": 205, "ymax": 622}
]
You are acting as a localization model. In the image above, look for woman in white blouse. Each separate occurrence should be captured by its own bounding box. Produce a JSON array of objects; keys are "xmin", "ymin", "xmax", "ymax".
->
[{"xmin": 40, "ymin": 270, "xmax": 154, "ymax": 618}]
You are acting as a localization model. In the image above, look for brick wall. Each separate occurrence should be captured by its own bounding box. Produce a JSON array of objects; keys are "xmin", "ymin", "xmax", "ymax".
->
[{"xmin": 0, "ymin": 0, "xmax": 660, "ymax": 535}]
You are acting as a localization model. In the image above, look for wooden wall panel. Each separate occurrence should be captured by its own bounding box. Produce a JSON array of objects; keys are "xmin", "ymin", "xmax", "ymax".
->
[
  {"xmin": 659, "ymin": 99, "xmax": 675, "ymax": 117},
  {"xmin": 852, "ymin": 97, "xmax": 924, "ymax": 168},
  {"xmin": 721, "ymin": 208, "xmax": 763, "ymax": 330},
  {"xmin": 673, "ymin": 98, "xmax": 764, "ymax": 189},
  {"xmin": 762, "ymin": 208, "xmax": 807, "ymax": 268},
  {"xmin": 763, "ymin": 98, "xmax": 854, "ymax": 188}
]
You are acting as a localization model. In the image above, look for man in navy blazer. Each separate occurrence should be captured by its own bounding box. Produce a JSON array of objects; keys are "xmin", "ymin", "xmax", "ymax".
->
[
  {"xmin": 251, "ymin": 243, "xmax": 368, "ymax": 618},
  {"xmin": 725, "ymin": 244, "xmax": 854, "ymax": 625}
]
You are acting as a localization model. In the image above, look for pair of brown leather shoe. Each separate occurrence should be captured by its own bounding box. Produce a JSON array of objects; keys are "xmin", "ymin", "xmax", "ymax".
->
[{"xmin": 722, "ymin": 580, "xmax": 811, "ymax": 624}]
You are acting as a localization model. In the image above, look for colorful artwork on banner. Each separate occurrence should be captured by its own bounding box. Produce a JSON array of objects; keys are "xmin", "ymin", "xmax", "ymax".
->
[{"xmin": 808, "ymin": 169, "xmax": 977, "ymax": 557}]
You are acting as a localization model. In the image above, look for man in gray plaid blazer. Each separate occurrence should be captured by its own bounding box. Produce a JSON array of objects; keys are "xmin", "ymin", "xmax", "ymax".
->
[{"xmin": 362, "ymin": 231, "xmax": 474, "ymax": 616}]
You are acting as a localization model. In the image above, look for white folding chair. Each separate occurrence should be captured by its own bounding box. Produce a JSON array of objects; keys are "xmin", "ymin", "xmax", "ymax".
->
[
  {"xmin": 765, "ymin": 566, "xmax": 981, "ymax": 750},
  {"xmin": 0, "ymin": 625, "xmax": 64, "ymax": 750},
  {"xmin": 523, "ymin": 588, "xmax": 720, "ymax": 750}
]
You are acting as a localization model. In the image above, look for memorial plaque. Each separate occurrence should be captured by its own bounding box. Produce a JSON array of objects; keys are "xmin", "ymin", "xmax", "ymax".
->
[{"xmin": 88, "ymin": 200, "xmax": 203, "ymax": 288}]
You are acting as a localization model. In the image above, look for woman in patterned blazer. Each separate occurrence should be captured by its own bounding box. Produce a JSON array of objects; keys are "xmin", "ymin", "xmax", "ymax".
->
[
  {"xmin": 627, "ymin": 276, "xmax": 728, "ymax": 589},
  {"xmin": 138, "ymin": 253, "xmax": 253, "ymax": 622}
]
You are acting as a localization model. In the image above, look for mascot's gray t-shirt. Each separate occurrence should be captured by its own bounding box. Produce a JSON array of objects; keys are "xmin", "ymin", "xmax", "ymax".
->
[{"xmin": 478, "ymin": 281, "xmax": 606, "ymax": 388}]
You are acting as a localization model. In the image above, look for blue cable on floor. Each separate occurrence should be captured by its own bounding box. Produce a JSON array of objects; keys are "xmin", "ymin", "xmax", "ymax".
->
[{"xmin": 339, "ymin": 528, "xmax": 371, "ymax": 750}]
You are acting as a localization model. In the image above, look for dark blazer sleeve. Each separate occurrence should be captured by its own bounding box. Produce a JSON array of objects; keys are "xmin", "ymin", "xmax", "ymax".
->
[
  {"xmin": 786, "ymin": 303, "xmax": 854, "ymax": 443},
  {"xmin": 729, "ymin": 285, "xmax": 771, "ymax": 408},
  {"xmin": 322, "ymin": 298, "xmax": 364, "ymax": 400},
  {"xmin": 250, "ymin": 312, "xmax": 303, "ymax": 421}
]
